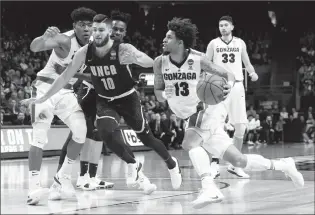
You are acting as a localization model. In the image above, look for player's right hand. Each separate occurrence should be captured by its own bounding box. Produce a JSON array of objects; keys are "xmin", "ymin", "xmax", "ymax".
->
[
  {"xmin": 222, "ymin": 83, "xmax": 231, "ymax": 99},
  {"xmin": 43, "ymin": 26, "xmax": 60, "ymax": 40},
  {"xmin": 249, "ymin": 72, "xmax": 258, "ymax": 81}
]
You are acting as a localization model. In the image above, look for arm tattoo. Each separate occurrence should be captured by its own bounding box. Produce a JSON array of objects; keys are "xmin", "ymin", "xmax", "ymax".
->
[{"xmin": 153, "ymin": 56, "xmax": 165, "ymax": 90}]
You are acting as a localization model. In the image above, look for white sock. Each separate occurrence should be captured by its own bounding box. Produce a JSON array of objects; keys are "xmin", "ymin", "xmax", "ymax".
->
[
  {"xmin": 189, "ymin": 147, "xmax": 212, "ymax": 178},
  {"xmin": 29, "ymin": 170, "xmax": 40, "ymax": 190},
  {"xmin": 244, "ymin": 154, "xmax": 273, "ymax": 171},
  {"xmin": 58, "ymin": 156, "xmax": 75, "ymax": 177},
  {"xmin": 201, "ymin": 176, "xmax": 214, "ymax": 189}
]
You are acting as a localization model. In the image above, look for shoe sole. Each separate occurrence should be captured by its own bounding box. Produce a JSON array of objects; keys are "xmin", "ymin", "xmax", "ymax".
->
[
  {"xmin": 227, "ymin": 169, "xmax": 250, "ymax": 179},
  {"xmin": 99, "ymin": 183, "xmax": 115, "ymax": 189},
  {"xmin": 192, "ymin": 197, "xmax": 223, "ymax": 209},
  {"xmin": 27, "ymin": 188, "xmax": 49, "ymax": 205}
]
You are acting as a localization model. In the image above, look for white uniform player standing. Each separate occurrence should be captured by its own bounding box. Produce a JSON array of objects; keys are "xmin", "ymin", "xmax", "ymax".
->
[
  {"xmin": 24, "ymin": 7, "xmax": 97, "ymax": 205},
  {"xmin": 206, "ymin": 15, "xmax": 259, "ymax": 178},
  {"xmin": 154, "ymin": 17, "xmax": 304, "ymax": 209}
]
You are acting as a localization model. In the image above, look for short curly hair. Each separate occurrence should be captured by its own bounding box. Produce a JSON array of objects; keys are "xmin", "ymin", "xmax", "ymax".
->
[
  {"xmin": 71, "ymin": 7, "xmax": 97, "ymax": 22},
  {"xmin": 110, "ymin": 9, "xmax": 131, "ymax": 25},
  {"xmin": 167, "ymin": 17, "xmax": 198, "ymax": 49}
]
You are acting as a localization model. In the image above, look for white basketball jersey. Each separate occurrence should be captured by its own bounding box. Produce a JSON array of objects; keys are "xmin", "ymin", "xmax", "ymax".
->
[
  {"xmin": 212, "ymin": 37, "xmax": 244, "ymax": 81},
  {"xmin": 161, "ymin": 49, "xmax": 202, "ymax": 119},
  {"xmin": 37, "ymin": 30, "xmax": 82, "ymax": 86}
]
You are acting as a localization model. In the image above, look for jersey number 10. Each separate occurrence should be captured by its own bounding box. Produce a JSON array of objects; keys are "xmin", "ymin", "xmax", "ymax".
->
[{"xmin": 101, "ymin": 78, "xmax": 116, "ymax": 90}]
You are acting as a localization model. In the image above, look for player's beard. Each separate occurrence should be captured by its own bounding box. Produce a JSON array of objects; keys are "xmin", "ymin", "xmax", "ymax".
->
[{"xmin": 95, "ymin": 34, "xmax": 110, "ymax": 47}]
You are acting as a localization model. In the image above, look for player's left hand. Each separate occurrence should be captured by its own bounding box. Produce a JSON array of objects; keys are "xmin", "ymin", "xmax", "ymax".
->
[
  {"xmin": 20, "ymin": 97, "xmax": 47, "ymax": 107},
  {"xmin": 222, "ymin": 83, "xmax": 231, "ymax": 99},
  {"xmin": 249, "ymin": 72, "xmax": 258, "ymax": 81}
]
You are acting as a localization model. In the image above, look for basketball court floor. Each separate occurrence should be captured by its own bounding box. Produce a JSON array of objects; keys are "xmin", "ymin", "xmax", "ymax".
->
[{"xmin": 1, "ymin": 143, "xmax": 314, "ymax": 214}]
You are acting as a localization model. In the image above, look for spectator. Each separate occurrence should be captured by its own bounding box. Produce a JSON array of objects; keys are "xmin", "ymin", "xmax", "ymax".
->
[
  {"xmin": 0, "ymin": 111, "xmax": 4, "ymax": 125},
  {"xmin": 152, "ymin": 101, "xmax": 165, "ymax": 114},
  {"xmin": 12, "ymin": 112, "xmax": 31, "ymax": 125},
  {"xmin": 149, "ymin": 113, "xmax": 162, "ymax": 139},
  {"xmin": 261, "ymin": 115, "xmax": 275, "ymax": 144},
  {"xmin": 280, "ymin": 107, "xmax": 289, "ymax": 120},
  {"xmin": 246, "ymin": 115, "xmax": 256, "ymax": 145},
  {"xmin": 305, "ymin": 113, "xmax": 315, "ymax": 134},
  {"xmin": 254, "ymin": 114, "xmax": 262, "ymax": 143},
  {"xmin": 274, "ymin": 116, "xmax": 285, "ymax": 143},
  {"xmin": 160, "ymin": 112, "xmax": 175, "ymax": 150},
  {"xmin": 169, "ymin": 113, "xmax": 183, "ymax": 149},
  {"xmin": 24, "ymin": 81, "xmax": 32, "ymax": 95},
  {"xmin": 246, "ymin": 105, "xmax": 256, "ymax": 117},
  {"xmin": 291, "ymin": 108, "xmax": 299, "ymax": 119}
]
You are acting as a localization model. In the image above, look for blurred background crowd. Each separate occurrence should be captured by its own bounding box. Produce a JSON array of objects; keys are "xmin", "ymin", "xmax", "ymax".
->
[{"xmin": 1, "ymin": 1, "xmax": 314, "ymax": 149}]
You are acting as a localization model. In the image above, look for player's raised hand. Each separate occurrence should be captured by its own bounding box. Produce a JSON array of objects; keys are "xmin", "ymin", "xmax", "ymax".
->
[
  {"xmin": 43, "ymin": 26, "xmax": 60, "ymax": 40},
  {"xmin": 222, "ymin": 83, "xmax": 231, "ymax": 99}
]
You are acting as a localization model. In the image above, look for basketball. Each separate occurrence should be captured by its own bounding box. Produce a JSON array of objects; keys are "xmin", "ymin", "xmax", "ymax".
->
[{"xmin": 196, "ymin": 73, "xmax": 228, "ymax": 105}]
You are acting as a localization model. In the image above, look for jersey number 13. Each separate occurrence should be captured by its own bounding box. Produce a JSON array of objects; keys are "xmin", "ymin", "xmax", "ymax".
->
[{"xmin": 174, "ymin": 82, "xmax": 189, "ymax": 96}]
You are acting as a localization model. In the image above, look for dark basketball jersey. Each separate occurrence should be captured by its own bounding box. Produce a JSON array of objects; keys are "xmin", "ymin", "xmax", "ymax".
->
[{"xmin": 85, "ymin": 41, "xmax": 136, "ymax": 98}]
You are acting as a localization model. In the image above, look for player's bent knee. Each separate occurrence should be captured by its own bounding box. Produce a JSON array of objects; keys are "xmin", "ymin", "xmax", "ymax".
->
[
  {"xmin": 230, "ymin": 154, "xmax": 247, "ymax": 168},
  {"xmin": 234, "ymin": 123, "xmax": 247, "ymax": 138},
  {"xmin": 96, "ymin": 117, "xmax": 119, "ymax": 142},
  {"xmin": 66, "ymin": 111, "xmax": 87, "ymax": 144},
  {"xmin": 136, "ymin": 127, "xmax": 154, "ymax": 146},
  {"xmin": 181, "ymin": 129, "xmax": 203, "ymax": 151},
  {"xmin": 72, "ymin": 124, "xmax": 87, "ymax": 144},
  {"xmin": 31, "ymin": 128, "xmax": 48, "ymax": 149}
]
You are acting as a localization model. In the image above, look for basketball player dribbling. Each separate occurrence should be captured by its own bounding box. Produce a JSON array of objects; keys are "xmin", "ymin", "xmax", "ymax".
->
[
  {"xmin": 22, "ymin": 7, "xmax": 97, "ymax": 205},
  {"xmin": 206, "ymin": 15, "xmax": 259, "ymax": 178},
  {"xmin": 27, "ymin": 13, "xmax": 182, "ymax": 194},
  {"xmin": 154, "ymin": 17, "xmax": 304, "ymax": 209}
]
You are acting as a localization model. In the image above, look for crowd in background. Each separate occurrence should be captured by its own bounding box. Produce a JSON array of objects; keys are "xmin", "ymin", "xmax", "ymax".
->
[
  {"xmin": 243, "ymin": 104, "xmax": 315, "ymax": 145},
  {"xmin": 0, "ymin": 7, "xmax": 314, "ymax": 148},
  {"xmin": 297, "ymin": 30, "xmax": 315, "ymax": 96}
]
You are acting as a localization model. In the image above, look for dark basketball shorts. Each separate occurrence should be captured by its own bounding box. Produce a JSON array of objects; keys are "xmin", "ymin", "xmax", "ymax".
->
[{"xmin": 96, "ymin": 91, "xmax": 147, "ymax": 133}]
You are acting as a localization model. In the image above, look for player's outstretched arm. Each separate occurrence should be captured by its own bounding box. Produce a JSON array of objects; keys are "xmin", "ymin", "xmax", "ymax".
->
[
  {"xmin": 241, "ymin": 40, "xmax": 258, "ymax": 81},
  {"xmin": 205, "ymin": 40, "xmax": 215, "ymax": 62},
  {"xmin": 37, "ymin": 45, "xmax": 88, "ymax": 103},
  {"xmin": 153, "ymin": 56, "xmax": 166, "ymax": 102},
  {"xmin": 200, "ymin": 55, "xmax": 235, "ymax": 84},
  {"xmin": 74, "ymin": 65, "xmax": 92, "ymax": 82},
  {"xmin": 30, "ymin": 26, "xmax": 70, "ymax": 53},
  {"xmin": 119, "ymin": 43, "xmax": 153, "ymax": 68}
]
